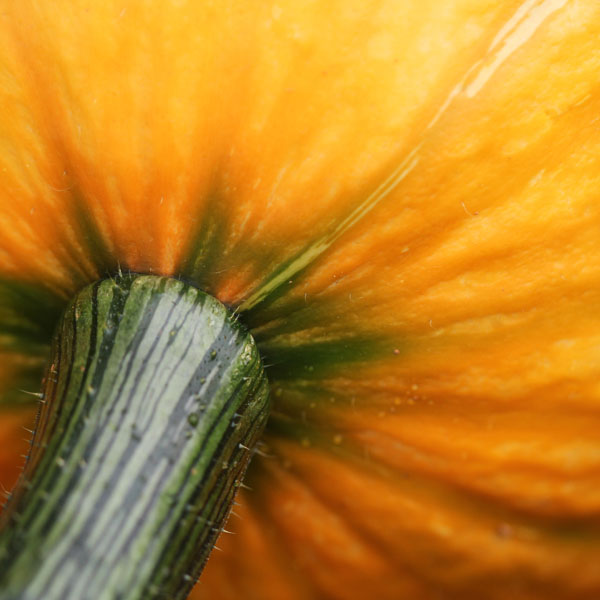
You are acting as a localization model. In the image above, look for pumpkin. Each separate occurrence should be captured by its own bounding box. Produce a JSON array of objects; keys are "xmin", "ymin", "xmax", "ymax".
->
[{"xmin": 1, "ymin": 0, "xmax": 600, "ymax": 598}]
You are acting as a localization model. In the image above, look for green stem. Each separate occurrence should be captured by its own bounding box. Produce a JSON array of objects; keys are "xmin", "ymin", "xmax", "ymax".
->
[{"xmin": 0, "ymin": 274, "xmax": 270, "ymax": 600}]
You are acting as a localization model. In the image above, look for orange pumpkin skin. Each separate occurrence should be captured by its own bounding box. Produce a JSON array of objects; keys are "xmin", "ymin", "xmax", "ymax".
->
[{"xmin": 1, "ymin": 1, "xmax": 600, "ymax": 599}]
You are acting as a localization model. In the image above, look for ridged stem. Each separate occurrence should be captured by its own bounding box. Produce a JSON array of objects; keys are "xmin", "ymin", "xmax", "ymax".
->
[{"xmin": 0, "ymin": 274, "xmax": 269, "ymax": 600}]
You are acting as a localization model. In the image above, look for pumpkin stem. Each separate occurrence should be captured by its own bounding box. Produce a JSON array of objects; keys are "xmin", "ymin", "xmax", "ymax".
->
[{"xmin": 0, "ymin": 274, "xmax": 269, "ymax": 600}]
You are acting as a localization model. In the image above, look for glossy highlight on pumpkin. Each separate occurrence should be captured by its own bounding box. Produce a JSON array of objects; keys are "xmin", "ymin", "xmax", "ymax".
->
[{"xmin": 1, "ymin": 1, "xmax": 600, "ymax": 599}]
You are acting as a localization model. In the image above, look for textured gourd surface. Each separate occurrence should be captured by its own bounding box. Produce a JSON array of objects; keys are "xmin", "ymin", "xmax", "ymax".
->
[{"xmin": 0, "ymin": 1, "xmax": 600, "ymax": 599}]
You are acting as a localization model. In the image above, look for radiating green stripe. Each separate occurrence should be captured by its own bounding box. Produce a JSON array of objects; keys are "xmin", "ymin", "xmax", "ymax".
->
[
  {"xmin": 237, "ymin": 145, "xmax": 421, "ymax": 314},
  {"xmin": 178, "ymin": 193, "xmax": 230, "ymax": 294},
  {"xmin": 261, "ymin": 336, "xmax": 399, "ymax": 380},
  {"xmin": 71, "ymin": 193, "xmax": 117, "ymax": 277}
]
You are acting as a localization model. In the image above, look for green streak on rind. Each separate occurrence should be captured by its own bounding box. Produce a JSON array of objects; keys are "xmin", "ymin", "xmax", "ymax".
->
[
  {"xmin": 71, "ymin": 193, "xmax": 118, "ymax": 278},
  {"xmin": 237, "ymin": 146, "xmax": 420, "ymax": 314},
  {"xmin": 261, "ymin": 337, "xmax": 395, "ymax": 380},
  {"xmin": 0, "ymin": 274, "xmax": 269, "ymax": 600},
  {"xmin": 178, "ymin": 193, "xmax": 230, "ymax": 293}
]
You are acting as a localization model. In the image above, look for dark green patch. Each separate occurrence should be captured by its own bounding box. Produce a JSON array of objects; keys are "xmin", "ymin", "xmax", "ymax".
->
[
  {"xmin": 0, "ymin": 361, "xmax": 47, "ymax": 407},
  {"xmin": 0, "ymin": 280, "xmax": 65, "ymax": 352},
  {"xmin": 259, "ymin": 336, "xmax": 395, "ymax": 381}
]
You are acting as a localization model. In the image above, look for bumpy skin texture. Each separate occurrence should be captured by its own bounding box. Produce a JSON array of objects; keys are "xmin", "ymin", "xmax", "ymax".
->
[{"xmin": 0, "ymin": 1, "xmax": 600, "ymax": 599}]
